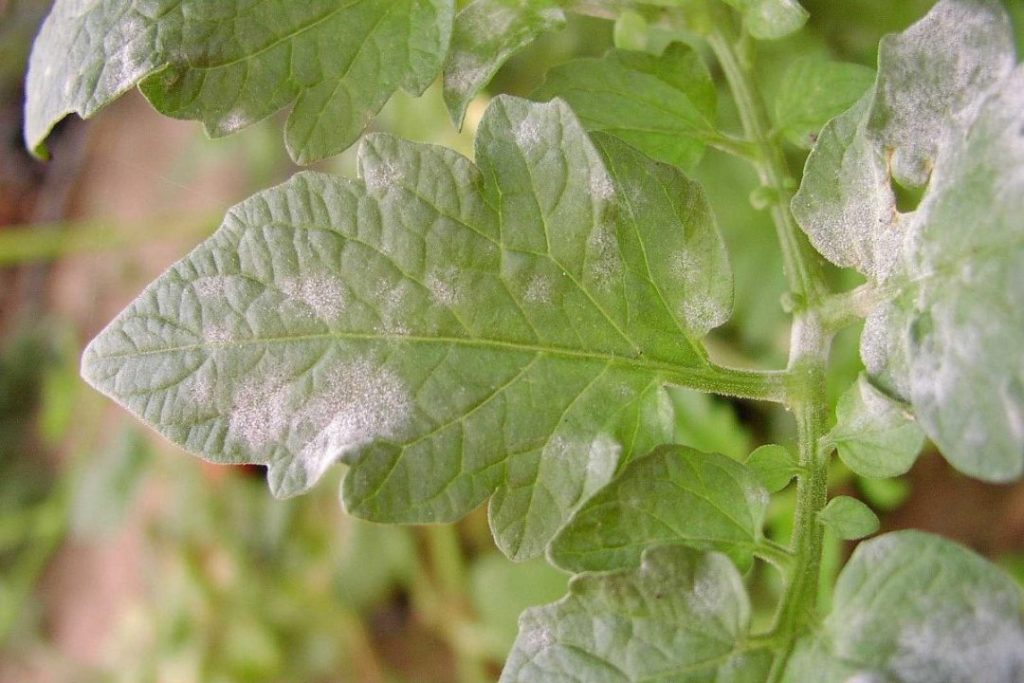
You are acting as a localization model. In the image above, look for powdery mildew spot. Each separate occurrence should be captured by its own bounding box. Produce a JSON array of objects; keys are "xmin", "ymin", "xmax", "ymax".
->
[
  {"xmin": 203, "ymin": 325, "xmax": 233, "ymax": 345},
  {"xmin": 445, "ymin": 52, "xmax": 491, "ymax": 98},
  {"xmin": 689, "ymin": 561, "xmax": 726, "ymax": 617},
  {"xmin": 192, "ymin": 275, "xmax": 232, "ymax": 299},
  {"xmin": 514, "ymin": 117, "xmax": 542, "ymax": 149},
  {"xmin": 426, "ymin": 267, "xmax": 461, "ymax": 306},
  {"xmin": 524, "ymin": 274, "xmax": 553, "ymax": 304},
  {"xmin": 589, "ymin": 171, "xmax": 615, "ymax": 202},
  {"xmin": 586, "ymin": 227, "xmax": 622, "ymax": 291},
  {"xmin": 294, "ymin": 360, "xmax": 412, "ymax": 484},
  {"xmin": 373, "ymin": 278, "xmax": 412, "ymax": 335},
  {"xmin": 279, "ymin": 275, "xmax": 346, "ymax": 320},
  {"xmin": 228, "ymin": 374, "xmax": 292, "ymax": 450},
  {"xmin": 364, "ymin": 160, "xmax": 403, "ymax": 192}
]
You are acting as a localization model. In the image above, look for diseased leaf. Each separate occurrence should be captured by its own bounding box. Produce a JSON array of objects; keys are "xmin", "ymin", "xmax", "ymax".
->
[
  {"xmin": 80, "ymin": 96, "xmax": 736, "ymax": 561},
  {"xmin": 773, "ymin": 56, "xmax": 875, "ymax": 149},
  {"xmin": 784, "ymin": 531, "xmax": 1024, "ymax": 683},
  {"xmin": 25, "ymin": 0, "xmax": 453, "ymax": 164},
  {"xmin": 744, "ymin": 444, "xmax": 798, "ymax": 493},
  {"xmin": 723, "ymin": 0, "xmax": 808, "ymax": 40},
  {"xmin": 549, "ymin": 446, "xmax": 769, "ymax": 573},
  {"xmin": 792, "ymin": 0, "xmax": 1024, "ymax": 481},
  {"xmin": 502, "ymin": 546, "xmax": 772, "ymax": 683},
  {"xmin": 825, "ymin": 374, "xmax": 924, "ymax": 479},
  {"xmin": 533, "ymin": 44, "xmax": 718, "ymax": 172},
  {"xmin": 443, "ymin": 0, "xmax": 565, "ymax": 126},
  {"xmin": 816, "ymin": 496, "xmax": 878, "ymax": 540}
]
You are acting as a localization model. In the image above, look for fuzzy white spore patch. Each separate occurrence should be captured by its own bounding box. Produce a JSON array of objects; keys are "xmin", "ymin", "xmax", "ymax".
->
[
  {"xmin": 585, "ymin": 227, "xmax": 622, "ymax": 291},
  {"xmin": 445, "ymin": 52, "xmax": 491, "ymax": 98},
  {"xmin": 688, "ymin": 559, "xmax": 727, "ymax": 618},
  {"xmin": 373, "ymin": 278, "xmax": 412, "ymax": 335},
  {"xmin": 228, "ymin": 374, "xmax": 292, "ymax": 450},
  {"xmin": 513, "ymin": 117, "xmax": 543, "ymax": 149},
  {"xmin": 203, "ymin": 325, "xmax": 233, "ymax": 345},
  {"xmin": 295, "ymin": 360, "xmax": 411, "ymax": 485},
  {"xmin": 890, "ymin": 597, "xmax": 1024, "ymax": 683},
  {"xmin": 364, "ymin": 160, "xmax": 403, "ymax": 192},
  {"xmin": 279, "ymin": 276, "xmax": 346, "ymax": 320},
  {"xmin": 192, "ymin": 275, "xmax": 232, "ymax": 299},
  {"xmin": 589, "ymin": 171, "xmax": 615, "ymax": 202},
  {"xmin": 524, "ymin": 274, "xmax": 553, "ymax": 304},
  {"xmin": 425, "ymin": 267, "xmax": 461, "ymax": 306}
]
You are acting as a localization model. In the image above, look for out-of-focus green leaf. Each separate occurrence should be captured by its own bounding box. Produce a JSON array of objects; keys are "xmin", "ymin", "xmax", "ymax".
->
[
  {"xmin": 502, "ymin": 546, "xmax": 772, "ymax": 682},
  {"xmin": 549, "ymin": 446, "xmax": 769, "ymax": 573},
  {"xmin": 613, "ymin": 10, "xmax": 649, "ymax": 51},
  {"xmin": 816, "ymin": 495, "xmax": 878, "ymax": 540},
  {"xmin": 825, "ymin": 375, "xmax": 924, "ymax": 479},
  {"xmin": 80, "ymin": 96, "xmax": 739, "ymax": 561},
  {"xmin": 469, "ymin": 552, "xmax": 569, "ymax": 659},
  {"xmin": 25, "ymin": 0, "xmax": 454, "ymax": 163},
  {"xmin": 792, "ymin": 0, "xmax": 1024, "ymax": 482},
  {"xmin": 773, "ymin": 56, "xmax": 875, "ymax": 148},
  {"xmin": 533, "ymin": 44, "xmax": 718, "ymax": 171},
  {"xmin": 784, "ymin": 531, "xmax": 1024, "ymax": 682},
  {"xmin": 724, "ymin": 0, "xmax": 809, "ymax": 40},
  {"xmin": 70, "ymin": 429, "xmax": 153, "ymax": 538},
  {"xmin": 444, "ymin": 0, "xmax": 565, "ymax": 125},
  {"xmin": 668, "ymin": 387, "xmax": 752, "ymax": 461}
]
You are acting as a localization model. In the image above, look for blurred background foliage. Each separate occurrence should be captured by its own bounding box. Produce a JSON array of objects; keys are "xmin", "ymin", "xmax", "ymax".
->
[{"xmin": 1, "ymin": 0, "xmax": 1023, "ymax": 681}]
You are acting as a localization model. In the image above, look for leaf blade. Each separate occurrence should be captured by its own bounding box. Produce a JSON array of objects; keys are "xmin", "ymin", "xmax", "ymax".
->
[
  {"xmin": 80, "ymin": 96, "xmax": 734, "ymax": 560},
  {"xmin": 25, "ymin": 0, "xmax": 454, "ymax": 164}
]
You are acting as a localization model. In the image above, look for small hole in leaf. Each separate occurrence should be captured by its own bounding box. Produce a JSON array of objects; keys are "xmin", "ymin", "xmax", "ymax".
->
[{"xmin": 890, "ymin": 174, "xmax": 925, "ymax": 213}]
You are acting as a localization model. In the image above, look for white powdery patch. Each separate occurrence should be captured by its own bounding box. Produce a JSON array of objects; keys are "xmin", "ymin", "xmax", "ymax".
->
[
  {"xmin": 228, "ymin": 374, "xmax": 292, "ymax": 450},
  {"xmin": 589, "ymin": 171, "xmax": 615, "ymax": 202},
  {"xmin": 890, "ymin": 598, "xmax": 1024, "ymax": 683},
  {"xmin": 192, "ymin": 275, "xmax": 232, "ymax": 299},
  {"xmin": 203, "ymin": 325, "xmax": 233, "ymax": 345},
  {"xmin": 843, "ymin": 673, "xmax": 886, "ymax": 683},
  {"xmin": 524, "ymin": 274, "xmax": 553, "ymax": 304},
  {"xmin": 522, "ymin": 625, "xmax": 555, "ymax": 652},
  {"xmin": 689, "ymin": 560, "xmax": 726, "ymax": 618},
  {"xmin": 364, "ymin": 160, "xmax": 403, "ymax": 192},
  {"xmin": 279, "ymin": 276, "xmax": 346, "ymax": 320},
  {"xmin": 425, "ymin": 267, "xmax": 461, "ymax": 306},
  {"xmin": 514, "ymin": 117, "xmax": 543, "ymax": 149},
  {"xmin": 295, "ymin": 360, "xmax": 412, "ymax": 486},
  {"xmin": 373, "ymin": 278, "xmax": 412, "ymax": 335},
  {"xmin": 445, "ymin": 52, "xmax": 491, "ymax": 98},
  {"xmin": 680, "ymin": 296, "xmax": 728, "ymax": 336},
  {"xmin": 586, "ymin": 227, "xmax": 623, "ymax": 291}
]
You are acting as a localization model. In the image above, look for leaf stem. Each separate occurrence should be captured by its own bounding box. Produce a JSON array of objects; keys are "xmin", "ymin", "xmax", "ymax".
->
[
  {"xmin": 706, "ymin": 16, "xmax": 825, "ymax": 306},
  {"xmin": 705, "ymin": 8, "xmax": 836, "ymax": 679}
]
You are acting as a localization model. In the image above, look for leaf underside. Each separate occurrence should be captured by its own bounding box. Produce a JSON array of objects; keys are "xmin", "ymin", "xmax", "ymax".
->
[
  {"xmin": 81, "ymin": 96, "xmax": 733, "ymax": 561},
  {"xmin": 502, "ymin": 546, "xmax": 772, "ymax": 683},
  {"xmin": 792, "ymin": 0, "xmax": 1024, "ymax": 481},
  {"xmin": 785, "ymin": 531, "xmax": 1024, "ymax": 683},
  {"xmin": 24, "ymin": 0, "xmax": 453, "ymax": 164}
]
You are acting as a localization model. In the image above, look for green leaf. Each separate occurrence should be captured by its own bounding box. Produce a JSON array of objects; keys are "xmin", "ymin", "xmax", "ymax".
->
[
  {"xmin": 444, "ymin": 0, "xmax": 565, "ymax": 127},
  {"xmin": 533, "ymin": 44, "xmax": 718, "ymax": 172},
  {"xmin": 816, "ymin": 496, "xmax": 878, "ymax": 540},
  {"xmin": 723, "ymin": 0, "xmax": 809, "ymax": 40},
  {"xmin": 744, "ymin": 444, "xmax": 798, "ymax": 493},
  {"xmin": 549, "ymin": 446, "xmax": 769, "ymax": 573},
  {"xmin": 80, "ymin": 96, "xmax": 740, "ymax": 561},
  {"xmin": 613, "ymin": 10, "xmax": 650, "ymax": 52},
  {"xmin": 825, "ymin": 374, "xmax": 924, "ymax": 479},
  {"xmin": 773, "ymin": 56, "xmax": 875, "ymax": 148},
  {"xmin": 24, "ymin": 0, "xmax": 454, "ymax": 164},
  {"xmin": 784, "ymin": 531, "xmax": 1024, "ymax": 682},
  {"xmin": 792, "ymin": 0, "xmax": 1024, "ymax": 482},
  {"xmin": 502, "ymin": 546, "xmax": 772, "ymax": 683}
]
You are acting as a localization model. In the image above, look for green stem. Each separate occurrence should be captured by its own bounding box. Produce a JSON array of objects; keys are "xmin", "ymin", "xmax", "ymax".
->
[{"xmin": 706, "ymin": 9, "xmax": 835, "ymax": 680}]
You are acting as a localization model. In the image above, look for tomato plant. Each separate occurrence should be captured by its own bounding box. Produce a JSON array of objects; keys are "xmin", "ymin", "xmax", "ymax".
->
[{"xmin": 23, "ymin": 0, "xmax": 1024, "ymax": 680}]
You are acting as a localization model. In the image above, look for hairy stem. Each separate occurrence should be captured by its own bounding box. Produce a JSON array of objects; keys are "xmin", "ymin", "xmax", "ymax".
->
[{"xmin": 706, "ymin": 9, "xmax": 835, "ymax": 679}]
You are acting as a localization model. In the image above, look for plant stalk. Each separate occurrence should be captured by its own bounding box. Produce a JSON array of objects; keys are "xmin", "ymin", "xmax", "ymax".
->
[{"xmin": 706, "ymin": 9, "xmax": 835, "ymax": 679}]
